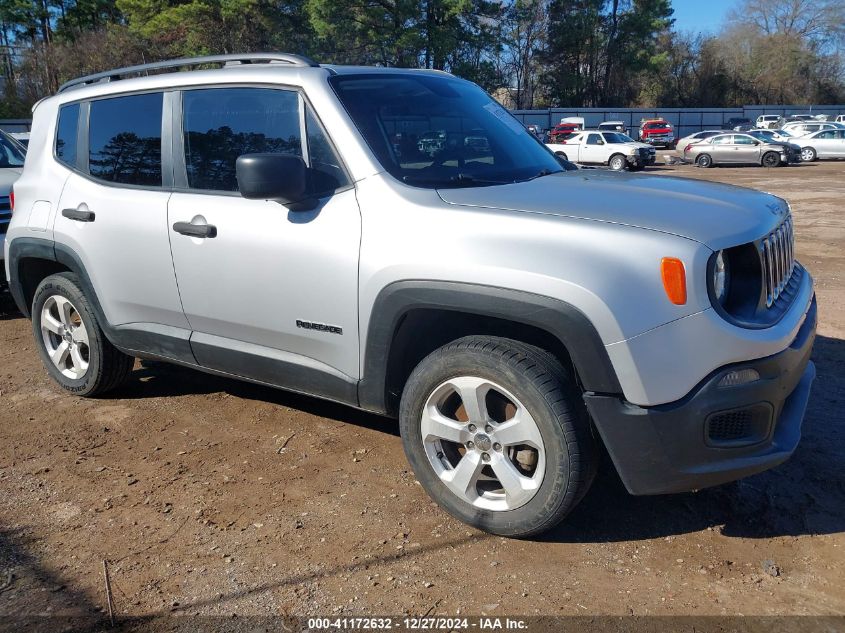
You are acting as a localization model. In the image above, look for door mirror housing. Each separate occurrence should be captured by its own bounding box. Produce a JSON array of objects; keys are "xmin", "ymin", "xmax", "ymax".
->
[{"xmin": 236, "ymin": 153, "xmax": 316, "ymax": 211}]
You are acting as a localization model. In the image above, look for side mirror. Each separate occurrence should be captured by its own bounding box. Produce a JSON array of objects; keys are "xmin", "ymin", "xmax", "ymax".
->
[{"xmin": 236, "ymin": 153, "xmax": 316, "ymax": 211}]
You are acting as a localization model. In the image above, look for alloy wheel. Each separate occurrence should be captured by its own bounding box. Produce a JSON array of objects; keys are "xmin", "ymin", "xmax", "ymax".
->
[
  {"xmin": 420, "ymin": 376, "xmax": 546, "ymax": 511},
  {"xmin": 40, "ymin": 295, "xmax": 90, "ymax": 379}
]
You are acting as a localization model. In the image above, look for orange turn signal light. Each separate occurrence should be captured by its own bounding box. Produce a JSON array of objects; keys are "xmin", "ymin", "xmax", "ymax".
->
[{"xmin": 661, "ymin": 257, "xmax": 687, "ymax": 305}]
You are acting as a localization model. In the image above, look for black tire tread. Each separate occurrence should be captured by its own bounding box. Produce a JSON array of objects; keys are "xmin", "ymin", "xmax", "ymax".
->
[
  {"xmin": 399, "ymin": 335, "xmax": 598, "ymax": 538},
  {"xmin": 32, "ymin": 272, "xmax": 134, "ymax": 397}
]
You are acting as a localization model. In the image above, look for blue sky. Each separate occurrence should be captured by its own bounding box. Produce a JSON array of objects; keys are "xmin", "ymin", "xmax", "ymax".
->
[{"xmin": 671, "ymin": 0, "xmax": 737, "ymax": 34}]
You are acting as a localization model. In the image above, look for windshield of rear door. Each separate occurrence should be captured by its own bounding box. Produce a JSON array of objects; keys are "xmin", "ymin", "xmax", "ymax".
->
[
  {"xmin": 0, "ymin": 131, "xmax": 25, "ymax": 167},
  {"xmin": 329, "ymin": 74, "xmax": 563, "ymax": 188}
]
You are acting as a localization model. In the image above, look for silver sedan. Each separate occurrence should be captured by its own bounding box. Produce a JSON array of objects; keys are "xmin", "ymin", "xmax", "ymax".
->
[
  {"xmin": 796, "ymin": 129, "xmax": 845, "ymax": 161},
  {"xmin": 683, "ymin": 133, "xmax": 801, "ymax": 167}
]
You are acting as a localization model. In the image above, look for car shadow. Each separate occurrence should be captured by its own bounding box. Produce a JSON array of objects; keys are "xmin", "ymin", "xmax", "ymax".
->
[{"xmin": 0, "ymin": 288, "xmax": 22, "ymax": 321}]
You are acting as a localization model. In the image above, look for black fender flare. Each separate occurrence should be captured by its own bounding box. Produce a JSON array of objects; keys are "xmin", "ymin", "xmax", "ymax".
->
[{"xmin": 357, "ymin": 280, "xmax": 622, "ymax": 413}]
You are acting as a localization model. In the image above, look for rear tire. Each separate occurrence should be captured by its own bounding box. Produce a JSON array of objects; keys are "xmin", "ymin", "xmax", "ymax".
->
[
  {"xmin": 555, "ymin": 151, "xmax": 568, "ymax": 161},
  {"xmin": 696, "ymin": 153, "xmax": 713, "ymax": 168},
  {"xmin": 32, "ymin": 273, "xmax": 134, "ymax": 397},
  {"xmin": 761, "ymin": 151, "xmax": 781, "ymax": 168},
  {"xmin": 800, "ymin": 147, "xmax": 817, "ymax": 162},
  {"xmin": 399, "ymin": 336, "xmax": 597, "ymax": 538}
]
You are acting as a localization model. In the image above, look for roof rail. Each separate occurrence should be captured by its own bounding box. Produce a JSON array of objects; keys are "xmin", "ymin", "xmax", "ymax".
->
[{"xmin": 58, "ymin": 53, "xmax": 320, "ymax": 93}]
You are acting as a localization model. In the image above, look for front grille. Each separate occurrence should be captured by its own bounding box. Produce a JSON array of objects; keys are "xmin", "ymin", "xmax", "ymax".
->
[
  {"xmin": 0, "ymin": 196, "xmax": 10, "ymax": 235},
  {"xmin": 760, "ymin": 216, "xmax": 795, "ymax": 307}
]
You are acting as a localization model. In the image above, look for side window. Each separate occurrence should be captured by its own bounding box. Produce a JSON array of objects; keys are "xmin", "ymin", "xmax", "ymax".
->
[
  {"xmin": 734, "ymin": 135, "xmax": 755, "ymax": 145},
  {"xmin": 89, "ymin": 92, "xmax": 163, "ymax": 186},
  {"xmin": 817, "ymin": 130, "xmax": 834, "ymax": 139},
  {"xmin": 711, "ymin": 135, "xmax": 732, "ymax": 144},
  {"xmin": 587, "ymin": 134, "xmax": 602, "ymax": 145},
  {"xmin": 56, "ymin": 103, "xmax": 80, "ymax": 167},
  {"xmin": 182, "ymin": 87, "xmax": 302, "ymax": 192},
  {"xmin": 305, "ymin": 107, "xmax": 350, "ymax": 194}
]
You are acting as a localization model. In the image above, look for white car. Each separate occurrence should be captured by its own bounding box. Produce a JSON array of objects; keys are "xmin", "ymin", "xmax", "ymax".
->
[
  {"xmin": 546, "ymin": 130, "xmax": 656, "ymax": 171},
  {"xmin": 676, "ymin": 130, "xmax": 724, "ymax": 152},
  {"xmin": 755, "ymin": 115, "xmax": 782, "ymax": 129},
  {"xmin": 0, "ymin": 130, "xmax": 25, "ymax": 283},
  {"xmin": 781, "ymin": 121, "xmax": 844, "ymax": 137},
  {"xmin": 796, "ymin": 129, "xmax": 845, "ymax": 161},
  {"xmin": 836, "ymin": 115, "xmax": 845, "ymax": 124}
]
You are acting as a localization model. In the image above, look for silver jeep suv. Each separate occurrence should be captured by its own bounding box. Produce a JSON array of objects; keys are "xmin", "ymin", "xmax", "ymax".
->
[{"xmin": 4, "ymin": 54, "xmax": 817, "ymax": 537}]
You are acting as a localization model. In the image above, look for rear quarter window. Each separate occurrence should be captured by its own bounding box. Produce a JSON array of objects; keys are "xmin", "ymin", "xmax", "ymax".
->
[{"xmin": 56, "ymin": 103, "xmax": 80, "ymax": 167}]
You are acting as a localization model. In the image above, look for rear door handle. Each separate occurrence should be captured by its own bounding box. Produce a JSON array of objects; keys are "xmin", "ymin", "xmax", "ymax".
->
[
  {"xmin": 62, "ymin": 208, "xmax": 95, "ymax": 222},
  {"xmin": 173, "ymin": 221, "xmax": 217, "ymax": 238}
]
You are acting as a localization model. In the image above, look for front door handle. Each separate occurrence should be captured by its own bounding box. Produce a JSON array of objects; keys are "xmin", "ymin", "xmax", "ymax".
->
[
  {"xmin": 62, "ymin": 208, "xmax": 95, "ymax": 222},
  {"xmin": 173, "ymin": 221, "xmax": 217, "ymax": 238}
]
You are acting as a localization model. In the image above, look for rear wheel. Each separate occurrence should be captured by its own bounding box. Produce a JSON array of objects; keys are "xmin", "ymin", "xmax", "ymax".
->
[
  {"xmin": 608, "ymin": 154, "xmax": 626, "ymax": 171},
  {"xmin": 761, "ymin": 151, "xmax": 781, "ymax": 168},
  {"xmin": 32, "ymin": 273, "xmax": 134, "ymax": 396},
  {"xmin": 696, "ymin": 153, "xmax": 713, "ymax": 168},
  {"xmin": 399, "ymin": 336, "xmax": 597, "ymax": 537},
  {"xmin": 555, "ymin": 151, "xmax": 568, "ymax": 161},
  {"xmin": 800, "ymin": 147, "xmax": 817, "ymax": 162}
]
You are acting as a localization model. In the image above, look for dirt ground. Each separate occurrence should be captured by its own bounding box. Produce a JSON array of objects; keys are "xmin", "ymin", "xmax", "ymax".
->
[{"xmin": 1, "ymin": 158, "xmax": 844, "ymax": 628}]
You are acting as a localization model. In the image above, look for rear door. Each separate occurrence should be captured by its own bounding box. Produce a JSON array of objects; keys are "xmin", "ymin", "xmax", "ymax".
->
[
  {"xmin": 53, "ymin": 92, "xmax": 190, "ymax": 336},
  {"xmin": 707, "ymin": 134, "xmax": 733, "ymax": 162}
]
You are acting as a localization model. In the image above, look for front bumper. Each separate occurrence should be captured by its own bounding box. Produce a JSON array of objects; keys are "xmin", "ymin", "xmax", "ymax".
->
[
  {"xmin": 642, "ymin": 136, "xmax": 674, "ymax": 147},
  {"xmin": 585, "ymin": 296, "xmax": 816, "ymax": 495}
]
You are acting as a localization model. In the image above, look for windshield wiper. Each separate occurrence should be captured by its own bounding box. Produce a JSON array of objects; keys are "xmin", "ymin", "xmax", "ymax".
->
[
  {"xmin": 402, "ymin": 173, "xmax": 507, "ymax": 187},
  {"xmin": 521, "ymin": 168, "xmax": 559, "ymax": 183}
]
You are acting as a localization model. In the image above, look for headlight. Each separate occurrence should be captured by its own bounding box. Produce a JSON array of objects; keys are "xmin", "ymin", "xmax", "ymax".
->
[{"xmin": 713, "ymin": 250, "xmax": 730, "ymax": 304}]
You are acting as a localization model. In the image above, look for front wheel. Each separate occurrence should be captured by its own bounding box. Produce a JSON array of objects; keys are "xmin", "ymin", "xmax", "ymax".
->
[
  {"xmin": 761, "ymin": 151, "xmax": 782, "ymax": 168},
  {"xmin": 608, "ymin": 154, "xmax": 627, "ymax": 171},
  {"xmin": 696, "ymin": 153, "xmax": 713, "ymax": 168},
  {"xmin": 399, "ymin": 336, "xmax": 597, "ymax": 538},
  {"xmin": 800, "ymin": 147, "xmax": 817, "ymax": 162},
  {"xmin": 32, "ymin": 273, "xmax": 134, "ymax": 396}
]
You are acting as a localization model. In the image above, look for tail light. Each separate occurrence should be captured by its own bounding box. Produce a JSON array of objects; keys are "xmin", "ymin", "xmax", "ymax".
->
[{"xmin": 684, "ymin": 144, "xmax": 692, "ymax": 153}]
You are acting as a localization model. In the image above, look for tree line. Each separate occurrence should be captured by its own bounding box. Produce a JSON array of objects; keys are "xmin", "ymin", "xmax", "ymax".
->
[{"xmin": 1, "ymin": 0, "xmax": 843, "ymax": 118}]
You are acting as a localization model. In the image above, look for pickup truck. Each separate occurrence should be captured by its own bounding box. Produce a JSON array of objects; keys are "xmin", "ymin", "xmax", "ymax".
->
[
  {"xmin": 546, "ymin": 130, "xmax": 656, "ymax": 171},
  {"xmin": 639, "ymin": 119, "xmax": 675, "ymax": 148}
]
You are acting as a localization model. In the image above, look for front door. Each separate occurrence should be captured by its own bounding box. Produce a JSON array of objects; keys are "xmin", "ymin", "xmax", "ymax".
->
[
  {"xmin": 167, "ymin": 87, "xmax": 361, "ymax": 400},
  {"xmin": 730, "ymin": 135, "xmax": 761, "ymax": 163},
  {"xmin": 580, "ymin": 133, "xmax": 606, "ymax": 164}
]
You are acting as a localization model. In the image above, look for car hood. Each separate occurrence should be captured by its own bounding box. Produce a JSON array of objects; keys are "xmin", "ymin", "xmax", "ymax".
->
[
  {"xmin": 0, "ymin": 167, "xmax": 22, "ymax": 193},
  {"xmin": 437, "ymin": 170, "xmax": 788, "ymax": 250}
]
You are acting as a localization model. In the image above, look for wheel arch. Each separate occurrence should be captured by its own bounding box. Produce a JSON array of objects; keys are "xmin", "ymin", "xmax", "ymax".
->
[{"xmin": 358, "ymin": 281, "xmax": 622, "ymax": 416}]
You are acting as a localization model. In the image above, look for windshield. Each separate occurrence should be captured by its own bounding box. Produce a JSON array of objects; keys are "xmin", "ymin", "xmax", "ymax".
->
[
  {"xmin": 330, "ymin": 74, "xmax": 562, "ymax": 187},
  {"xmin": 0, "ymin": 131, "xmax": 25, "ymax": 168},
  {"xmin": 604, "ymin": 132, "xmax": 634, "ymax": 143}
]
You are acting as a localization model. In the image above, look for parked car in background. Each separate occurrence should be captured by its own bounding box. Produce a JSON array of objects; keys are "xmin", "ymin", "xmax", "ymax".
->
[
  {"xmin": 781, "ymin": 121, "xmax": 844, "ymax": 137},
  {"xmin": 795, "ymin": 129, "xmax": 845, "ymax": 161},
  {"xmin": 597, "ymin": 120, "xmax": 627, "ymax": 135},
  {"xmin": 675, "ymin": 130, "xmax": 723, "ymax": 151},
  {"xmin": 755, "ymin": 115, "xmax": 783, "ymax": 129},
  {"xmin": 638, "ymin": 118, "xmax": 674, "ymax": 147},
  {"xmin": 525, "ymin": 124, "xmax": 543, "ymax": 139},
  {"xmin": 0, "ymin": 130, "xmax": 25, "ymax": 285},
  {"xmin": 836, "ymin": 115, "xmax": 845, "ymax": 124},
  {"xmin": 726, "ymin": 117, "xmax": 754, "ymax": 131},
  {"xmin": 747, "ymin": 129, "xmax": 795, "ymax": 143},
  {"xmin": 546, "ymin": 130, "xmax": 656, "ymax": 170},
  {"xmin": 549, "ymin": 124, "xmax": 579, "ymax": 143},
  {"xmin": 683, "ymin": 132, "xmax": 801, "ymax": 167},
  {"xmin": 9, "ymin": 132, "xmax": 30, "ymax": 148}
]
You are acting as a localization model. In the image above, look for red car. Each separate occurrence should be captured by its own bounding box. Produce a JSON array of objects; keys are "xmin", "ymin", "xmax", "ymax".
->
[
  {"xmin": 549, "ymin": 123, "xmax": 581, "ymax": 143},
  {"xmin": 639, "ymin": 119, "xmax": 675, "ymax": 148}
]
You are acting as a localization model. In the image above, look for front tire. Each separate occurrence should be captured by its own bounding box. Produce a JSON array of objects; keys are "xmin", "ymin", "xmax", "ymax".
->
[
  {"xmin": 399, "ymin": 336, "xmax": 597, "ymax": 538},
  {"xmin": 32, "ymin": 273, "xmax": 134, "ymax": 397},
  {"xmin": 696, "ymin": 153, "xmax": 713, "ymax": 168},
  {"xmin": 761, "ymin": 151, "xmax": 781, "ymax": 167},
  {"xmin": 608, "ymin": 154, "xmax": 626, "ymax": 171},
  {"xmin": 800, "ymin": 147, "xmax": 817, "ymax": 162}
]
